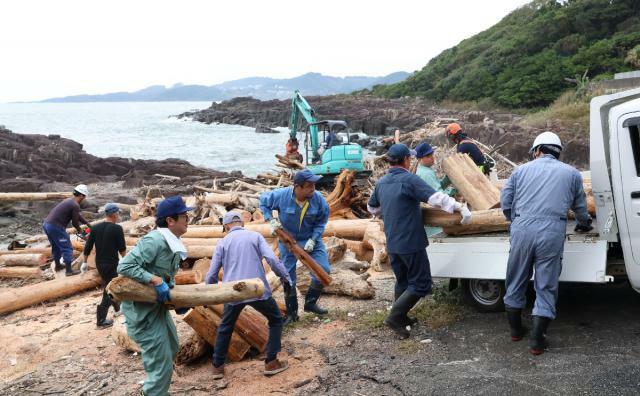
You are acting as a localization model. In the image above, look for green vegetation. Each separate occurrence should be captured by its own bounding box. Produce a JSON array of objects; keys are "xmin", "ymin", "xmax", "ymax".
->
[{"xmin": 369, "ymin": 0, "xmax": 640, "ymax": 108}]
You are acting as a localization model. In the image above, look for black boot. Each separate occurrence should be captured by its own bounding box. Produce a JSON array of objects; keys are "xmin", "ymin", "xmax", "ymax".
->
[
  {"xmin": 384, "ymin": 291, "xmax": 420, "ymax": 339},
  {"xmin": 505, "ymin": 306, "xmax": 525, "ymax": 341},
  {"xmin": 283, "ymin": 292, "xmax": 299, "ymax": 326},
  {"xmin": 394, "ymin": 290, "xmax": 418, "ymax": 327},
  {"xmin": 529, "ymin": 315, "xmax": 551, "ymax": 355},
  {"xmin": 304, "ymin": 283, "xmax": 328, "ymax": 315},
  {"xmin": 52, "ymin": 259, "xmax": 65, "ymax": 271},
  {"xmin": 65, "ymin": 260, "xmax": 80, "ymax": 276},
  {"xmin": 96, "ymin": 305, "xmax": 114, "ymax": 329}
]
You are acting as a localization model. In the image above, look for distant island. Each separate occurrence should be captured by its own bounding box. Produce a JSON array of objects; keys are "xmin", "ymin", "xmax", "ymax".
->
[{"xmin": 39, "ymin": 72, "xmax": 410, "ymax": 103}]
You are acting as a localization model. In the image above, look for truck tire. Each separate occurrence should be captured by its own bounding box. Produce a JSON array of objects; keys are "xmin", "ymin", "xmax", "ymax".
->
[{"xmin": 461, "ymin": 279, "xmax": 505, "ymax": 312}]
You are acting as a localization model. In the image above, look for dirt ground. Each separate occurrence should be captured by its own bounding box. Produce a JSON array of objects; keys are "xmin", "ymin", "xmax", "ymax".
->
[{"xmin": 1, "ymin": 270, "xmax": 640, "ymax": 395}]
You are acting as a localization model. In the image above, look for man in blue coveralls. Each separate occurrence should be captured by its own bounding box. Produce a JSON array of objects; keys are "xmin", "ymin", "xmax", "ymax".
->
[
  {"xmin": 259, "ymin": 169, "xmax": 331, "ymax": 325},
  {"xmin": 501, "ymin": 131, "xmax": 593, "ymax": 356},
  {"xmin": 368, "ymin": 144, "xmax": 472, "ymax": 339}
]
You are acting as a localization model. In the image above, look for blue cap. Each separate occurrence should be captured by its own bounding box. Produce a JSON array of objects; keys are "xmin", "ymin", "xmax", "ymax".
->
[
  {"xmin": 156, "ymin": 196, "xmax": 194, "ymax": 218},
  {"xmin": 387, "ymin": 144, "xmax": 416, "ymax": 160},
  {"xmin": 415, "ymin": 142, "xmax": 435, "ymax": 158},
  {"xmin": 222, "ymin": 211, "xmax": 243, "ymax": 225},
  {"xmin": 104, "ymin": 202, "xmax": 120, "ymax": 215},
  {"xmin": 293, "ymin": 169, "xmax": 322, "ymax": 185}
]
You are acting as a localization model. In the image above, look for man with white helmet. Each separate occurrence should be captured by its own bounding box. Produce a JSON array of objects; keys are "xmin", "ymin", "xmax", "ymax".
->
[
  {"xmin": 500, "ymin": 131, "xmax": 592, "ymax": 355},
  {"xmin": 43, "ymin": 184, "xmax": 91, "ymax": 276}
]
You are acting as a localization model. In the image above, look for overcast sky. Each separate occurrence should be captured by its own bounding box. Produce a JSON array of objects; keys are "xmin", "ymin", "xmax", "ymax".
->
[{"xmin": 0, "ymin": 0, "xmax": 531, "ymax": 102}]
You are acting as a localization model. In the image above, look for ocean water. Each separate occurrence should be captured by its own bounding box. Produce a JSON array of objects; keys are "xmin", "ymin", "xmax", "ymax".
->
[{"xmin": 0, "ymin": 101, "xmax": 292, "ymax": 177}]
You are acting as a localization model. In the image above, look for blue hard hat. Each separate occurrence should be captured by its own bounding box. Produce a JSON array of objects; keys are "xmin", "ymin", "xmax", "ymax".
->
[
  {"xmin": 293, "ymin": 169, "xmax": 323, "ymax": 185},
  {"xmin": 415, "ymin": 142, "xmax": 435, "ymax": 158},
  {"xmin": 104, "ymin": 202, "xmax": 120, "ymax": 215},
  {"xmin": 387, "ymin": 144, "xmax": 416, "ymax": 160},
  {"xmin": 156, "ymin": 196, "xmax": 194, "ymax": 218}
]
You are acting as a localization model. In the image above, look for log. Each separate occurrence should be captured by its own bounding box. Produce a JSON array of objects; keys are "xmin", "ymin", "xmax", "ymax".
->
[
  {"xmin": 183, "ymin": 306, "xmax": 250, "ymax": 362},
  {"xmin": 326, "ymin": 170, "xmax": 359, "ymax": 219},
  {"xmin": 208, "ymin": 304, "xmax": 269, "ymax": 351},
  {"xmin": 0, "ymin": 266, "xmax": 43, "ymax": 279},
  {"xmin": 421, "ymin": 207, "xmax": 509, "ymax": 228},
  {"xmin": 0, "ymin": 192, "xmax": 73, "ymax": 202},
  {"xmin": 323, "ymin": 237, "xmax": 347, "ymax": 264},
  {"xmin": 192, "ymin": 258, "xmax": 211, "ymax": 277},
  {"xmin": 441, "ymin": 153, "xmax": 501, "ymax": 210},
  {"xmin": 296, "ymin": 267, "xmax": 374, "ymax": 299},
  {"xmin": 342, "ymin": 239, "xmax": 374, "ymax": 262},
  {"xmin": 275, "ymin": 228, "xmax": 332, "ymax": 286},
  {"xmin": 174, "ymin": 320, "xmax": 211, "ymax": 365},
  {"xmin": 442, "ymin": 223, "xmax": 509, "ymax": 236},
  {"xmin": 362, "ymin": 220, "xmax": 388, "ymax": 272},
  {"xmin": 112, "ymin": 317, "xmax": 141, "ymax": 353},
  {"xmin": 0, "ymin": 270, "xmax": 102, "ymax": 315},
  {"xmin": 174, "ymin": 270, "xmax": 203, "ymax": 285},
  {"xmin": 332, "ymin": 251, "xmax": 370, "ymax": 272},
  {"xmin": 0, "ymin": 253, "xmax": 47, "ymax": 267},
  {"xmin": 0, "ymin": 248, "xmax": 52, "ymax": 256},
  {"xmin": 106, "ymin": 276, "xmax": 264, "ymax": 308}
]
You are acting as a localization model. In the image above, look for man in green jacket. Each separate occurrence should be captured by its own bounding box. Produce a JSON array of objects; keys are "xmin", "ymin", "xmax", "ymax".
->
[{"xmin": 117, "ymin": 196, "xmax": 193, "ymax": 396}]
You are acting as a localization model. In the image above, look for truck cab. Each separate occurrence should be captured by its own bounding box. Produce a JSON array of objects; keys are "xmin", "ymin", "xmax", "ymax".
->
[{"xmin": 428, "ymin": 88, "xmax": 640, "ymax": 311}]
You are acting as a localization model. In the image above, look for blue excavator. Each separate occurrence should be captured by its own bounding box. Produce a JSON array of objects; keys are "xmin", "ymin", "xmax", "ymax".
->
[{"xmin": 287, "ymin": 91, "xmax": 367, "ymax": 183}]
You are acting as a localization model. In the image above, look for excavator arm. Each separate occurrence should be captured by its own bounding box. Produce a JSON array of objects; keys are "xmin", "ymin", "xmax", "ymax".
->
[{"xmin": 290, "ymin": 90, "xmax": 320, "ymax": 158}]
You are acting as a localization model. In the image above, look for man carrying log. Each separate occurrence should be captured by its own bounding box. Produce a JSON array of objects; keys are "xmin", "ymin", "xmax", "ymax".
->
[
  {"xmin": 205, "ymin": 211, "xmax": 291, "ymax": 379},
  {"xmin": 43, "ymin": 184, "xmax": 90, "ymax": 276},
  {"xmin": 82, "ymin": 203, "xmax": 126, "ymax": 329},
  {"xmin": 117, "ymin": 196, "xmax": 193, "ymax": 396},
  {"xmin": 259, "ymin": 168, "xmax": 331, "ymax": 325},
  {"xmin": 368, "ymin": 144, "xmax": 472, "ymax": 339},
  {"xmin": 500, "ymin": 131, "xmax": 592, "ymax": 356}
]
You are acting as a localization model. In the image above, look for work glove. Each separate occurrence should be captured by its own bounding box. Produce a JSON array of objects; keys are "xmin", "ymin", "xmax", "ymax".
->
[
  {"xmin": 80, "ymin": 262, "xmax": 88, "ymax": 273},
  {"xmin": 269, "ymin": 218, "xmax": 282, "ymax": 236},
  {"xmin": 154, "ymin": 281, "xmax": 171, "ymax": 303},
  {"xmin": 459, "ymin": 205, "xmax": 472, "ymax": 225},
  {"xmin": 304, "ymin": 239, "xmax": 316, "ymax": 252},
  {"xmin": 175, "ymin": 307, "xmax": 189, "ymax": 315},
  {"xmin": 575, "ymin": 219, "xmax": 594, "ymax": 233}
]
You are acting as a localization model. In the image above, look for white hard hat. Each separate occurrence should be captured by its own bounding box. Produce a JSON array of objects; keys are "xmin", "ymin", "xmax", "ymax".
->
[
  {"xmin": 74, "ymin": 184, "xmax": 89, "ymax": 197},
  {"xmin": 530, "ymin": 131, "xmax": 562, "ymax": 153}
]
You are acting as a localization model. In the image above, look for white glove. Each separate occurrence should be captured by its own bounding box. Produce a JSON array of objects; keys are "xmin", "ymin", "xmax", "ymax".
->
[
  {"xmin": 269, "ymin": 218, "xmax": 282, "ymax": 236},
  {"xmin": 80, "ymin": 262, "xmax": 88, "ymax": 272},
  {"xmin": 304, "ymin": 239, "xmax": 316, "ymax": 252},
  {"xmin": 459, "ymin": 205, "xmax": 472, "ymax": 225}
]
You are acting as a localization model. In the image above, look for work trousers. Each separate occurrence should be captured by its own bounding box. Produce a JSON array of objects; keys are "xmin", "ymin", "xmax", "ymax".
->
[
  {"xmin": 389, "ymin": 249, "xmax": 432, "ymax": 298},
  {"xmin": 97, "ymin": 262, "xmax": 118, "ymax": 310},
  {"xmin": 279, "ymin": 239, "xmax": 331, "ymax": 289},
  {"xmin": 43, "ymin": 222, "xmax": 74, "ymax": 265},
  {"xmin": 213, "ymin": 297, "xmax": 283, "ymax": 367},
  {"xmin": 503, "ymin": 217, "xmax": 565, "ymax": 319}
]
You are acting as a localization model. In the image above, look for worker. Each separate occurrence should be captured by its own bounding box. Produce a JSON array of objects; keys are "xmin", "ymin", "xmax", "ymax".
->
[
  {"xmin": 259, "ymin": 168, "xmax": 331, "ymax": 325},
  {"xmin": 414, "ymin": 142, "xmax": 444, "ymax": 237},
  {"xmin": 81, "ymin": 203, "xmax": 126, "ymax": 329},
  {"xmin": 501, "ymin": 131, "xmax": 592, "ymax": 356},
  {"xmin": 285, "ymin": 137, "xmax": 304, "ymax": 163},
  {"xmin": 205, "ymin": 212, "xmax": 292, "ymax": 379},
  {"xmin": 43, "ymin": 184, "xmax": 91, "ymax": 276},
  {"xmin": 118, "ymin": 196, "xmax": 193, "ymax": 396},
  {"xmin": 325, "ymin": 128, "xmax": 339, "ymax": 149},
  {"xmin": 445, "ymin": 123, "xmax": 493, "ymax": 174},
  {"xmin": 368, "ymin": 144, "xmax": 472, "ymax": 339}
]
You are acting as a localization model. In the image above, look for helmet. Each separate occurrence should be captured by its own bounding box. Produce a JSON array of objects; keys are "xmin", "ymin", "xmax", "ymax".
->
[
  {"xmin": 530, "ymin": 131, "xmax": 562, "ymax": 153},
  {"xmin": 445, "ymin": 123, "xmax": 463, "ymax": 140},
  {"xmin": 74, "ymin": 184, "xmax": 89, "ymax": 197}
]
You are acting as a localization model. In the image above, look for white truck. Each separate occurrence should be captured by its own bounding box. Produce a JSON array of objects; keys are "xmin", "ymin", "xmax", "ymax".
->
[{"xmin": 428, "ymin": 88, "xmax": 640, "ymax": 311}]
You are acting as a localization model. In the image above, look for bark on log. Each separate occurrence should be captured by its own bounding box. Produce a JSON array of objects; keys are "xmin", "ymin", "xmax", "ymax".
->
[
  {"xmin": 208, "ymin": 304, "xmax": 269, "ymax": 351},
  {"xmin": 0, "ymin": 192, "xmax": 73, "ymax": 202},
  {"xmin": 275, "ymin": 228, "xmax": 332, "ymax": 286},
  {"xmin": 106, "ymin": 276, "xmax": 264, "ymax": 308},
  {"xmin": 441, "ymin": 153, "xmax": 501, "ymax": 210},
  {"xmin": 0, "ymin": 266, "xmax": 43, "ymax": 279},
  {"xmin": 174, "ymin": 270, "xmax": 203, "ymax": 285},
  {"xmin": 183, "ymin": 306, "xmax": 250, "ymax": 362},
  {"xmin": 0, "ymin": 253, "xmax": 47, "ymax": 267},
  {"xmin": 0, "ymin": 270, "xmax": 102, "ymax": 315},
  {"xmin": 421, "ymin": 207, "xmax": 509, "ymax": 228},
  {"xmin": 296, "ymin": 267, "xmax": 374, "ymax": 299}
]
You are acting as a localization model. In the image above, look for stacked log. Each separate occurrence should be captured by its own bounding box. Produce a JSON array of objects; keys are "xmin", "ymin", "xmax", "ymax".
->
[
  {"xmin": 183, "ymin": 306, "xmax": 250, "ymax": 362},
  {"xmin": 441, "ymin": 153, "xmax": 501, "ymax": 210},
  {"xmin": 0, "ymin": 266, "xmax": 43, "ymax": 279},
  {"xmin": 174, "ymin": 270, "xmax": 203, "ymax": 285},
  {"xmin": 0, "ymin": 253, "xmax": 47, "ymax": 267}
]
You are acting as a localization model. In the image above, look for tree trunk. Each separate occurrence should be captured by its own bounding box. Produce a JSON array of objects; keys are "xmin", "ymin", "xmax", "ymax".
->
[
  {"xmin": 106, "ymin": 276, "xmax": 264, "ymax": 308},
  {"xmin": 0, "ymin": 266, "xmax": 43, "ymax": 279},
  {"xmin": 183, "ymin": 306, "xmax": 250, "ymax": 362},
  {"xmin": 326, "ymin": 170, "xmax": 359, "ymax": 219},
  {"xmin": 441, "ymin": 153, "xmax": 501, "ymax": 210},
  {"xmin": 362, "ymin": 220, "xmax": 388, "ymax": 272},
  {"xmin": 342, "ymin": 239, "xmax": 374, "ymax": 262},
  {"xmin": 0, "ymin": 253, "xmax": 47, "ymax": 267},
  {"xmin": 0, "ymin": 270, "xmax": 102, "ymax": 315},
  {"xmin": 192, "ymin": 258, "xmax": 211, "ymax": 278},
  {"xmin": 296, "ymin": 266, "xmax": 374, "ymax": 299},
  {"xmin": 111, "ymin": 317, "xmax": 141, "ymax": 353},
  {"xmin": 421, "ymin": 207, "xmax": 509, "ymax": 228},
  {"xmin": 323, "ymin": 236, "xmax": 347, "ymax": 264},
  {"xmin": 208, "ymin": 304, "xmax": 269, "ymax": 352},
  {"xmin": 174, "ymin": 270, "xmax": 203, "ymax": 285},
  {"xmin": 0, "ymin": 192, "xmax": 73, "ymax": 201},
  {"xmin": 275, "ymin": 228, "xmax": 332, "ymax": 286},
  {"xmin": 0, "ymin": 248, "xmax": 52, "ymax": 256}
]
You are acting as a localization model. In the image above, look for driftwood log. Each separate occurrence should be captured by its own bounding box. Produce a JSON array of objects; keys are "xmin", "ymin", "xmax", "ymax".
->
[
  {"xmin": 208, "ymin": 304, "xmax": 269, "ymax": 351},
  {"xmin": 326, "ymin": 170, "xmax": 359, "ymax": 219},
  {"xmin": 0, "ymin": 192, "xmax": 73, "ymax": 201},
  {"xmin": 174, "ymin": 270, "xmax": 203, "ymax": 285},
  {"xmin": 275, "ymin": 228, "xmax": 332, "ymax": 286},
  {"xmin": 296, "ymin": 266, "xmax": 374, "ymax": 299},
  {"xmin": 0, "ymin": 253, "xmax": 47, "ymax": 267},
  {"xmin": 362, "ymin": 220, "xmax": 388, "ymax": 272},
  {"xmin": 183, "ymin": 306, "xmax": 250, "ymax": 362},
  {"xmin": 421, "ymin": 207, "xmax": 509, "ymax": 228},
  {"xmin": 441, "ymin": 153, "xmax": 501, "ymax": 210},
  {"xmin": 106, "ymin": 276, "xmax": 264, "ymax": 308},
  {"xmin": 0, "ymin": 266, "xmax": 43, "ymax": 279}
]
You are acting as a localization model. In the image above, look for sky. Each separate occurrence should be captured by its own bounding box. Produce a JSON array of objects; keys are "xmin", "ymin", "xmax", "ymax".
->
[{"xmin": 0, "ymin": 0, "xmax": 531, "ymax": 102}]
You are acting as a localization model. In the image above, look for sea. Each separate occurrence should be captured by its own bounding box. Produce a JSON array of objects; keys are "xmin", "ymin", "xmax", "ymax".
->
[{"xmin": 0, "ymin": 101, "xmax": 293, "ymax": 177}]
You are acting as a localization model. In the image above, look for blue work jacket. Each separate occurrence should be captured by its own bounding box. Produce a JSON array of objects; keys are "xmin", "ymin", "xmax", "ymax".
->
[
  {"xmin": 259, "ymin": 186, "xmax": 330, "ymax": 242},
  {"xmin": 368, "ymin": 167, "xmax": 437, "ymax": 254}
]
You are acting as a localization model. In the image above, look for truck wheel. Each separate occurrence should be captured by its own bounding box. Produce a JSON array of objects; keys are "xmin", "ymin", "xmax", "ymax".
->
[{"xmin": 461, "ymin": 279, "xmax": 505, "ymax": 312}]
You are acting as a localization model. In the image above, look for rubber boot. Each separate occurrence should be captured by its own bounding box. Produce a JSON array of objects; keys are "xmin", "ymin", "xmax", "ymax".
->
[
  {"xmin": 304, "ymin": 283, "xmax": 328, "ymax": 315},
  {"xmin": 394, "ymin": 290, "xmax": 418, "ymax": 327},
  {"xmin": 65, "ymin": 260, "xmax": 80, "ymax": 276},
  {"xmin": 529, "ymin": 315, "xmax": 551, "ymax": 355},
  {"xmin": 52, "ymin": 259, "xmax": 64, "ymax": 272},
  {"xmin": 384, "ymin": 291, "xmax": 420, "ymax": 339},
  {"xmin": 283, "ymin": 292, "xmax": 299, "ymax": 326},
  {"xmin": 96, "ymin": 305, "xmax": 114, "ymax": 329},
  {"xmin": 505, "ymin": 306, "xmax": 525, "ymax": 341}
]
